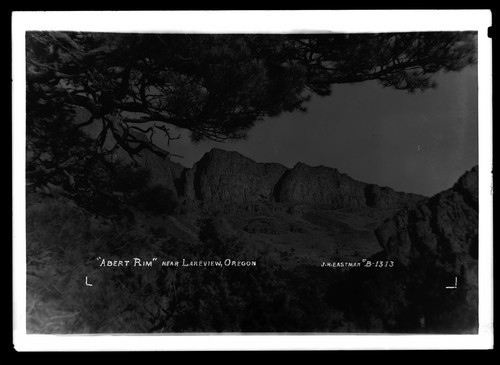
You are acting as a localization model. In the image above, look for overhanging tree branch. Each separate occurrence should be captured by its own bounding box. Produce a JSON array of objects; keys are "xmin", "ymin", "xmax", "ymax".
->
[{"xmin": 26, "ymin": 31, "xmax": 477, "ymax": 190}]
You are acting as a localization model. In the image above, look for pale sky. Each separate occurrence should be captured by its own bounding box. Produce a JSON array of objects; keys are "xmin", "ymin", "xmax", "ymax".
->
[{"xmin": 160, "ymin": 65, "xmax": 478, "ymax": 197}]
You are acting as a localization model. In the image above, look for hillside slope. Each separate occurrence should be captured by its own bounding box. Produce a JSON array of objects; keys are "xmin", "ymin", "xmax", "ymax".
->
[{"xmin": 25, "ymin": 136, "xmax": 478, "ymax": 333}]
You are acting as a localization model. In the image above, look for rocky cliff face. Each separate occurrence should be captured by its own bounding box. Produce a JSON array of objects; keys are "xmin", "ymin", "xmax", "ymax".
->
[
  {"xmin": 274, "ymin": 162, "xmax": 423, "ymax": 209},
  {"xmin": 122, "ymin": 144, "xmax": 425, "ymax": 209},
  {"xmin": 80, "ymin": 109, "xmax": 424, "ymax": 209},
  {"xmin": 179, "ymin": 148, "xmax": 425, "ymax": 209},
  {"xmin": 82, "ymin": 108, "xmax": 428, "ymax": 210},
  {"xmin": 364, "ymin": 184, "xmax": 423, "ymax": 209},
  {"xmin": 183, "ymin": 148, "xmax": 287, "ymax": 202},
  {"xmin": 360, "ymin": 166, "xmax": 479, "ymax": 332},
  {"xmin": 274, "ymin": 162, "xmax": 367, "ymax": 208},
  {"xmin": 376, "ymin": 166, "xmax": 478, "ymax": 267}
]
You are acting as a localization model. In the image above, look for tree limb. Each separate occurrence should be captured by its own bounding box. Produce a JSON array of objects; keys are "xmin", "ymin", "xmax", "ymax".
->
[{"xmin": 26, "ymin": 156, "xmax": 78, "ymax": 180}]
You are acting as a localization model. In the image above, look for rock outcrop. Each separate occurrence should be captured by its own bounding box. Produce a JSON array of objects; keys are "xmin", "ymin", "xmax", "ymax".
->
[
  {"xmin": 275, "ymin": 162, "xmax": 424, "ymax": 209},
  {"xmin": 119, "ymin": 145, "xmax": 426, "ymax": 209},
  {"xmin": 273, "ymin": 162, "xmax": 422, "ymax": 209},
  {"xmin": 178, "ymin": 148, "xmax": 426, "ymax": 208},
  {"xmin": 366, "ymin": 166, "xmax": 479, "ymax": 332},
  {"xmin": 332, "ymin": 166, "xmax": 479, "ymax": 333},
  {"xmin": 375, "ymin": 166, "xmax": 478, "ymax": 267},
  {"xmin": 364, "ymin": 184, "xmax": 423, "ymax": 209},
  {"xmin": 183, "ymin": 148, "xmax": 287, "ymax": 202},
  {"xmin": 274, "ymin": 163, "xmax": 367, "ymax": 208},
  {"xmin": 79, "ymin": 108, "xmax": 425, "ymax": 208}
]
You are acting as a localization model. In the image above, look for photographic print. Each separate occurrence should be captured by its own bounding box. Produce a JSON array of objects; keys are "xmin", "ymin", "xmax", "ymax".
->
[{"xmin": 13, "ymin": 10, "xmax": 493, "ymax": 350}]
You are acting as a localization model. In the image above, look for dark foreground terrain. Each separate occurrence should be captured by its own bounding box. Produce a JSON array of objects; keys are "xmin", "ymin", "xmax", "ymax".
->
[{"xmin": 25, "ymin": 147, "xmax": 478, "ymax": 333}]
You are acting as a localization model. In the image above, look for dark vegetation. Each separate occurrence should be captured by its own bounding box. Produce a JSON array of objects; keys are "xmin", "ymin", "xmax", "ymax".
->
[
  {"xmin": 26, "ymin": 186, "xmax": 477, "ymax": 334},
  {"xmin": 27, "ymin": 192, "xmax": 354, "ymax": 333}
]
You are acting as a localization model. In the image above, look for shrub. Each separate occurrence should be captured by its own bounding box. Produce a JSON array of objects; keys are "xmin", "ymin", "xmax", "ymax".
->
[
  {"xmin": 26, "ymin": 193, "xmax": 175, "ymax": 333},
  {"xmin": 199, "ymin": 217, "xmax": 237, "ymax": 244},
  {"xmin": 198, "ymin": 217, "xmax": 239, "ymax": 257},
  {"xmin": 133, "ymin": 185, "xmax": 178, "ymax": 215},
  {"xmin": 244, "ymin": 217, "xmax": 288, "ymax": 234},
  {"xmin": 109, "ymin": 165, "xmax": 150, "ymax": 193}
]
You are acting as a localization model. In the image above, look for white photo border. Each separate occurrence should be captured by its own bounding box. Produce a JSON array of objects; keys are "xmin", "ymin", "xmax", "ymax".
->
[{"xmin": 12, "ymin": 10, "xmax": 493, "ymax": 351}]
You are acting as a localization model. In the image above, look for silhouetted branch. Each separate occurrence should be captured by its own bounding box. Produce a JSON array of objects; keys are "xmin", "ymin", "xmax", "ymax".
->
[{"xmin": 26, "ymin": 156, "xmax": 77, "ymax": 180}]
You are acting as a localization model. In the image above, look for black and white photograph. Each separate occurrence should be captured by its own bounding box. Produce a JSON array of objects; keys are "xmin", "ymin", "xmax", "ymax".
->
[{"xmin": 12, "ymin": 10, "xmax": 493, "ymax": 351}]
